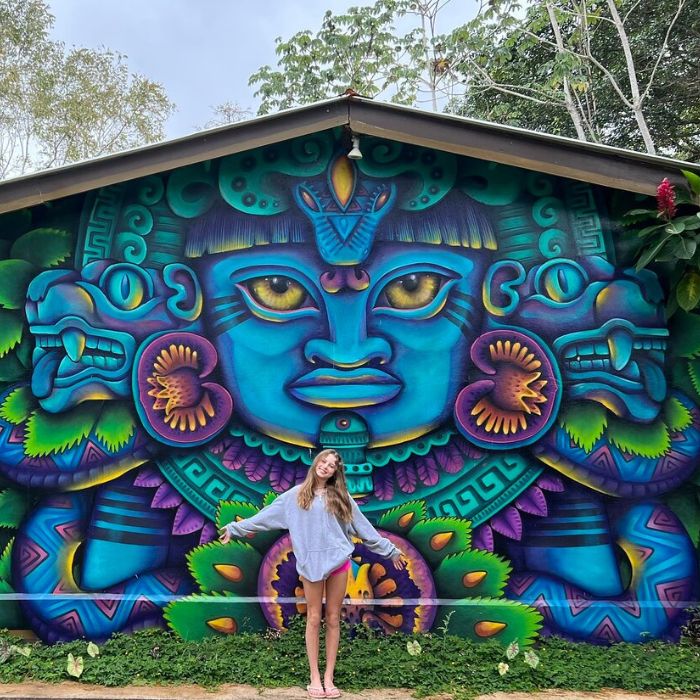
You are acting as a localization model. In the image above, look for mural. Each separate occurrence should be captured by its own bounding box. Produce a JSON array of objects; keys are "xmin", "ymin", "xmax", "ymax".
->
[{"xmin": 0, "ymin": 129, "xmax": 698, "ymax": 646}]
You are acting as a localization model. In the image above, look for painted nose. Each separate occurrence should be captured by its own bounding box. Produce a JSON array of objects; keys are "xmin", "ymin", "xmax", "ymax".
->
[
  {"xmin": 304, "ymin": 335, "xmax": 391, "ymax": 367},
  {"xmin": 304, "ymin": 299, "xmax": 391, "ymax": 367}
]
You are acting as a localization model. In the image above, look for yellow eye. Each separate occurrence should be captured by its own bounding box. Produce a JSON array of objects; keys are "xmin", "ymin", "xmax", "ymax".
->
[
  {"xmin": 247, "ymin": 276, "xmax": 309, "ymax": 311},
  {"xmin": 382, "ymin": 273, "xmax": 441, "ymax": 309}
]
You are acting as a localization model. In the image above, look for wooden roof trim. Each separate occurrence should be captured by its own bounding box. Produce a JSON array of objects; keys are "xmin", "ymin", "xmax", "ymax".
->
[{"xmin": 0, "ymin": 96, "xmax": 697, "ymax": 215}]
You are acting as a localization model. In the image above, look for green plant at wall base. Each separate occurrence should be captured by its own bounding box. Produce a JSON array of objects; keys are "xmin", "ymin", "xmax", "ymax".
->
[
  {"xmin": 1, "ymin": 627, "xmax": 700, "ymax": 698},
  {"xmin": 624, "ymin": 171, "xmax": 700, "ymax": 314}
]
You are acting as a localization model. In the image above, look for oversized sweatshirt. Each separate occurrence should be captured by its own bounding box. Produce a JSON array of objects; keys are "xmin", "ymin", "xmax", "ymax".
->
[{"xmin": 223, "ymin": 485, "xmax": 400, "ymax": 582}]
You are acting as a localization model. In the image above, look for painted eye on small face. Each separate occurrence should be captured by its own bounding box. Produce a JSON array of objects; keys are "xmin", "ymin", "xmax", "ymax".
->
[
  {"xmin": 100, "ymin": 264, "xmax": 152, "ymax": 310},
  {"xmin": 246, "ymin": 275, "xmax": 312, "ymax": 311},
  {"xmin": 380, "ymin": 272, "xmax": 442, "ymax": 310}
]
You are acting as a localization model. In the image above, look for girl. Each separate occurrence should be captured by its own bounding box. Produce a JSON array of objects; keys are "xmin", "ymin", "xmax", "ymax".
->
[{"xmin": 219, "ymin": 448, "xmax": 406, "ymax": 698}]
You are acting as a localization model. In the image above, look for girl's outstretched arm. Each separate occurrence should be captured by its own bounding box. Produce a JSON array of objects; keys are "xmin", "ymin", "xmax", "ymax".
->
[
  {"xmin": 219, "ymin": 491, "xmax": 289, "ymax": 542},
  {"xmin": 348, "ymin": 497, "xmax": 401, "ymax": 561}
]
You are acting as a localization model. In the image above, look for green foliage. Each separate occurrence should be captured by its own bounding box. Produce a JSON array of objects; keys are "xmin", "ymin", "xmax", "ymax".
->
[
  {"xmin": 164, "ymin": 593, "xmax": 267, "ymax": 640},
  {"xmin": 559, "ymin": 402, "xmax": 607, "ymax": 452},
  {"xmin": 9, "ymin": 228, "xmax": 72, "ymax": 268},
  {"xmin": 0, "ymin": 260, "xmax": 36, "ymax": 309},
  {"xmin": 93, "ymin": 402, "xmax": 135, "ymax": 452},
  {"xmin": 669, "ymin": 311, "xmax": 700, "ymax": 358},
  {"xmin": 407, "ymin": 517, "xmax": 471, "ymax": 567},
  {"xmin": 3, "ymin": 627, "xmax": 700, "ymax": 696},
  {"xmin": 0, "ymin": 0, "xmax": 174, "ymax": 178},
  {"xmin": 249, "ymin": 0, "xmax": 446, "ymax": 114},
  {"xmin": 261, "ymin": 491, "xmax": 278, "ymax": 508},
  {"xmin": 0, "ymin": 537, "xmax": 13, "ymax": 579},
  {"xmin": 0, "ymin": 386, "xmax": 36, "ymax": 425},
  {"xmin": 664, "ymin": 396, "xmax": 693, "ymax": 432},
  {"xmin": 0, "ymin": 490, "xmax": 29, "ymax": 528},
  {"xmin": 625, "ymin": 173, "xmax": 700, "ymax": 315},
  {"xmin": 434, "ymin": 549, "xmax": 511, "ymax": 598},
  {"xmin": 24, "ymin": 403, "xmax": 98, "ymax": 457},
  {"xmin": 448, "ymin": 0, "xmax": 700, "ymax": 161},
  {"xmin": 0, "ymin": 579, "xmax": 22, "ymax": 629},
  {"xmin": 0, "ymin": 310, "xmax": 23, "ymax": 358},
  {"xmin": 187, "ymin": 541, "xmax": 261, "ymax": 594},
  {"xmin": 377, "ymin": 499, "xmax": 428, "ymax": 534},
  {"xmin": 606, "ymin": 416, "xmax": 670, "ymax": 459}
]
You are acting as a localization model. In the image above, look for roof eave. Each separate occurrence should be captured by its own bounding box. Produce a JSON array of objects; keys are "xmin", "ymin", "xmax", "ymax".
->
[{"xmin": 0, "ymin": 95, "xmax": 697, "ymax": 215}]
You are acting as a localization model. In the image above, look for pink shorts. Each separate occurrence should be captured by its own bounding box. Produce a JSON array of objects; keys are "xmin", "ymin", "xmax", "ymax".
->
[{"xmin": 328, "ymin": 560, "xmax": 351, "ymax": 578}]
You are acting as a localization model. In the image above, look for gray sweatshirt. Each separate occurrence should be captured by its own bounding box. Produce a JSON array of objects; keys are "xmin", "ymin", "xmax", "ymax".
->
[{"xmin": 223, "ymin": 485, "xmax": 400, "ymax": 582}]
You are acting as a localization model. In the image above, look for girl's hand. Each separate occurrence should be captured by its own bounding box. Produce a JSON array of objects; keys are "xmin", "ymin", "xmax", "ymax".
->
[
  {"xmin": 391, "ymin": 552, "xmax": 408, "ymax": 570},
  {"xmin": 218, "ymin": 527, "xmax": 232, "ymax": 544}
]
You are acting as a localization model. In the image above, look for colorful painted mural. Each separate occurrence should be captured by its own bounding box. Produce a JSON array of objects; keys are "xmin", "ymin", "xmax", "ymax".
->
[{"xmin": 0, "ymin": 129, "xmax": 698, "ymax": 646}]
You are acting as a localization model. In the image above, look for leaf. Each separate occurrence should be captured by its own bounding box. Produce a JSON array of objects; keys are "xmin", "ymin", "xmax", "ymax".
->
[
  {"xmin": 0, "ymin": 310, "xmax": 23, "ymax": 358},
  {"xmin": 86, "ymin": 642, "xmax": 99, "ymax": 658},
  {"xmin": 506, "ymin": 640, "xmax": 519, "ymax": 660},
  {"xmin": 11, "ymin": 645, "xmax": 31, "ymax": 657},
  {"xmin": 10, "ymin": 228, "xmax": 73, "ymax": 268},
  {"xmin": 0, "ymin": 260, "xmax": 36, "ymax": 309},
  {"xmin": 164, "ymin": 592, "xmax": 266, "ymax": 639},
  {"xmin": 559, "ymin": 402, "xmax": 607, "ymax": 452},
  {"xmin": 523, "ymin": 649, "xmax": 540, "ymax": 669},
  {"xmin": 677, "ymin": 271, "xmax": 700, "ymax": 311},
  {"xmin": 664, "ymin": 397, "xmax": 693, "ymax": 432},
  {"xmin": 94, "ymin": 402, "xmax": 136, "ymax": 451},
  {"xmin": 434, "ymin": 549, "xmax": 511, "ymax": 597},
  {"xmin": 0, "ymin": 538, "xmax": 13, "ymax": 580},
  {"xmin": 408, "ymin": 517, "xmax": 472, "ymax": 567},
  {"xmin": 25, "ymin": 403, "xmax": 99, "ymax": 457},
  {"xmin": 607, "ymin": 417, "xmax": 670, "ymax": 458},
  {"xmin": 498, "ymin": 662, "xmax": 509, "ymax": 675},
  {"xmin": 406, "ymin": 639, "xmax": 422, "ymax": 656},
  {"xmin": 0, "ymin": 490, "xmax": 29, "ymax": 528},
  {"xmin": 0, "ymin": 386, "xmax": 36, "ymax": 425},
  {"xmin": 187, "ymin": 540, "xmax": 261, "ymax": 594},
  {"xmin": 377, "ymin": 500, "xmax": 428, "ymax": 533},
  {"xmin": 262, "ymin": 491, "xmax": 279, "ymax": 508},
  {"xmin": 635, "ymin": 233, "xmax": 674, "ymax": 270},
  {"xmin": 635, "ymin": 223, "xmax": 665, "ymax": 237},
  {"xmin": 66, "ymin": 653, "xmax": 84, "ymax": 678},
  {"xmin": 682, "ymin": 169, "xmax": 700, "ymax": 196}
]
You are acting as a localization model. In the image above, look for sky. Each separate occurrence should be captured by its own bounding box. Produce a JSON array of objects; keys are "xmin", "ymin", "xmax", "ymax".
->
[{"xmin": 46, "ymin": 0, "xmax": 475, "ymax": 141}]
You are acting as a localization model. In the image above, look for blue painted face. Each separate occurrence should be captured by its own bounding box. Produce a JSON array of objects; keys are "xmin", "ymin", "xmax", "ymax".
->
[{"xmin": 196, "ymin": 243, "xmax": 486, "ymax": 447}]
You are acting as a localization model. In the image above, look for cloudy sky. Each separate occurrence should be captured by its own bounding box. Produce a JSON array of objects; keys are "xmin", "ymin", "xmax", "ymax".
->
[{"xmin": 47, "ymin": 0, "xmax": 474, "ymax": 140}]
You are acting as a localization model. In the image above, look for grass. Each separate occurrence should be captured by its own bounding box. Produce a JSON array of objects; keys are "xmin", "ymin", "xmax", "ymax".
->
[{"xmin": 1, "ymin": 620, "xmax": 700, "ymax": 700}]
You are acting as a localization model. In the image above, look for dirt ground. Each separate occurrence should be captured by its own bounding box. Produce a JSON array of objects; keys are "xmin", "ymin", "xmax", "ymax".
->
[{"xmin": 1, "ymin": 684, "xmax": 699, "ymax": 700}]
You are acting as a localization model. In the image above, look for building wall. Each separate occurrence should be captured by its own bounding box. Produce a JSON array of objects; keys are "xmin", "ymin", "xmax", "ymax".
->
[{"xmin": 0, "ymin": 129, "xmax": 697, "ymax": 645}]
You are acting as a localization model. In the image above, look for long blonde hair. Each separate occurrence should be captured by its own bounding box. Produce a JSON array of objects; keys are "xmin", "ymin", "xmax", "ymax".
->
[{"xmin": 297, "ymin": 449, "xmax": 353, "ymax": 523}]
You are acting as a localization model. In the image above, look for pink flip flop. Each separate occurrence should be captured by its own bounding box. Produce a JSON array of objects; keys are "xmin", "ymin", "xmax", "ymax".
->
[
  {"xmin": 325, "ymin": 686, "xmax": 341, "ymax": 698},
  {"xmin": 307, "ymin": 684, "xmax": 326, "ymax": 698}
]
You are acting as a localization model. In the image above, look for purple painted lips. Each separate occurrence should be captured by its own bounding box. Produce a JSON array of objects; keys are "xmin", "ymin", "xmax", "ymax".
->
[{"xmin": 289, "ymin": 368, "xmax": 402, "ymax": 408}]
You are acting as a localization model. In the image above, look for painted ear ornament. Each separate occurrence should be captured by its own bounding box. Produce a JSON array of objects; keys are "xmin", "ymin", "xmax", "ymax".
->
[
  {"xmin": 454, "ymin": 329, "xmax": 561, "ymax": 449},
  {"xmin": 134, "ymin": 332, "xmax": 233, "ymax": 446}
]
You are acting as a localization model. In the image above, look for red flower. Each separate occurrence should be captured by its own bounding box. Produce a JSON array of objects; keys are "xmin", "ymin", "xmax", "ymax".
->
[{"xmin": 657, "ymin": 178, "xmax": 677, "ymax": 220}]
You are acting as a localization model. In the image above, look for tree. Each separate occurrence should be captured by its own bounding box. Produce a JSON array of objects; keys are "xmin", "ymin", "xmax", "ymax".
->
[
  {"xmin": 199, "ymin": 102, "xmax": 253, "ymax": 130},
  {"xmin": 0, "ymin": 0, "xmax": 174, "ymax": 179},
  {"xmin": 446, "ymin": 0, "xmax": 700, "ymax": 159},
  {"xmin": 249, "ymin": 0, "xmax": 458, "ymax": 115}
]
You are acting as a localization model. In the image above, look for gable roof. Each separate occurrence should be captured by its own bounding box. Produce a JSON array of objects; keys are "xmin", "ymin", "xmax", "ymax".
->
[{"xmin": 0, "ymin": 94, "xmax": 697, "ymax": 215}]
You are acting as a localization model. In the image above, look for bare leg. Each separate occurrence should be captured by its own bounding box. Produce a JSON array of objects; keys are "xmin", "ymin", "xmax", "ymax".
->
[
  {"xmin": 323, "ymin": 568, "xmax": 348, "ymax": 690},
  {"xmin": 301, "ymin": 576, "xmax": 325, "ymax": 690}
]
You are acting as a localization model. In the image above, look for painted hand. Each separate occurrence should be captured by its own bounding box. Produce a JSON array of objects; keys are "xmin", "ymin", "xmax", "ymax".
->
[{"xmin": 218, "ymin": 527, "xmax": 232, "ymax": 544}]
